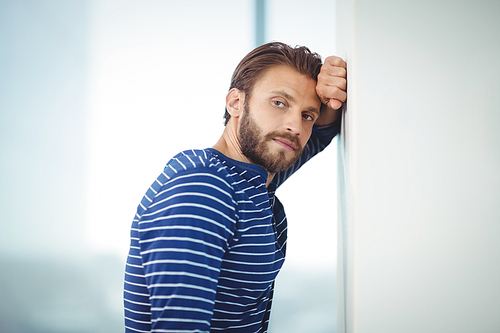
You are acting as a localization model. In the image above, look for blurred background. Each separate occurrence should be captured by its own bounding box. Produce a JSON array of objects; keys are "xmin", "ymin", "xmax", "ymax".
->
[{"xmin": 0, "ymin": 0, "xmax": 338, "ymax": 332}]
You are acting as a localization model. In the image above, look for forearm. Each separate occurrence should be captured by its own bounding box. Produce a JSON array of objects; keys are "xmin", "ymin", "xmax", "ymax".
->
[
  {"xmin": 315, "ymin": 104, "xmax": 341, "ymax": 126},
  {"xmin": 272, "ymin": 119, "xmax": 340, "ymax": 187}
]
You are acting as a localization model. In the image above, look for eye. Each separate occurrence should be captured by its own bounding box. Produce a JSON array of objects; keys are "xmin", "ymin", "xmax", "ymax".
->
[
  {"xmin": 272, "ymin": 100, "xmax": 286, "ymax": 108},
  {"xmin": 302, "ymin": 114, "xmax": 315, "ymax": 121}
]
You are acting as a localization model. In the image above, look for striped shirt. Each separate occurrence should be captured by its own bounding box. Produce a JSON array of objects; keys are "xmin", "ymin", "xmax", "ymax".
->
[{"xmin": 124, "ymin": 122, "xmax": 339, "ymax": 332}]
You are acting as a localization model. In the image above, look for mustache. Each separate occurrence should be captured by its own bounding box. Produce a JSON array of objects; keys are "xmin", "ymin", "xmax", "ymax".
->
[{"xmin": 264, "ymin": 131, "xmax": 301, "ymax": 147}]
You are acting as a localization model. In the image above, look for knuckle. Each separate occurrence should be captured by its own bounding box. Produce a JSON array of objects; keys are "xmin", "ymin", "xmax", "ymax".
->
[
  {"xmin": 337, "ymin": 67, "xmax": 347, "ymax": 78},
  {"xmin": 326, "ymin": 55, "xmax": 346, "ymax": 69},
  {"xmin": 330, "ymin": 85, "xmax": 340, "ymax": 93}
]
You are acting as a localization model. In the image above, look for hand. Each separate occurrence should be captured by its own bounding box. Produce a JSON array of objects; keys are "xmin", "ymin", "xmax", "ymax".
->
[{"xmin": 316, "ymin": 56, "xmax": 347, "ymax": 110}]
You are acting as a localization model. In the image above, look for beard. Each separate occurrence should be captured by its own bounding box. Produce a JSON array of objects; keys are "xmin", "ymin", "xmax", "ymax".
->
[{"xmin": 238, "ymin": 100, "xmax": 303, "ymax": 174}]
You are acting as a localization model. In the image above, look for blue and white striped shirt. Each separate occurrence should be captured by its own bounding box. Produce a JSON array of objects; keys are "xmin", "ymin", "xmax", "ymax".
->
[{"xmin": 124, "ymin": 122, "xmax": 339, "ymax": 332}]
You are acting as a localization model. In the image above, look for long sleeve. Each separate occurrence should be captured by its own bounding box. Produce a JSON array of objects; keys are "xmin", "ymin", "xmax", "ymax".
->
[
  {"xmin": 272, "ymin": 118, "xmax": 341, "ymax": 188},
  {"xmin": 124, "ymin": 166, "xmax": 237, "ymax": 332}
]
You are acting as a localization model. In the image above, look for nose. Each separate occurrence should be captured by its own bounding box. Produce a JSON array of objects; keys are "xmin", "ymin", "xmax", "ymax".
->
[{"xmin": 284, "ymin": 112, "xmax": 302, "ymax": 136}]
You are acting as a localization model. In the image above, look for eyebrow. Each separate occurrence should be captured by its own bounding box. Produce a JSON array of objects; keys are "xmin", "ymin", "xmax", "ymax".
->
[{"xmin": 271, "ymin": 90, "xmax": 320, "ymax": 115}]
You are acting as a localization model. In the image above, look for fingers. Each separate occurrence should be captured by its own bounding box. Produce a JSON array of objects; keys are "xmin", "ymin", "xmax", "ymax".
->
[
  {"xmin": 316, "ymin": 56, "xmax": 347, "ymax": 110},
  {"xmin": 324, "ymin": 55, "xmax": 347, "ymax": 69},
  {"xmin": 316, "ymin": 81, "xmax": 347, "ymax": 108},
  {"xmin": 318, "ymin": 73, "xmax": 347, "ymax": 91}
]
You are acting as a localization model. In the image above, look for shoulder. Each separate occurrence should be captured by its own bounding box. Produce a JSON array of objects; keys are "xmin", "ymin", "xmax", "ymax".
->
[
  {"xmin": 166, "ymin": 149, "xmax": 216, "ymax": 174},
  {"xmin": 156, "ymin": 149, "xmax": 237, "ymax": 207},
  {"xmin": 164, "ymin": 149, "xmax": 234, "ymax": 189},
  {"xmin": 136, "ymin": 149, "xmax": 237, "ymax": 218},
  {"xmin": 138, "ymin": 149, "xmax": 239, "ymax": 250}
]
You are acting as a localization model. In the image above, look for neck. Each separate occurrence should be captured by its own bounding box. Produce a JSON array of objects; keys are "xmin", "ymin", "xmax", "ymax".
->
[{"xmin": 213, "ymin": 126, "xmax": 275, "ymax": 187}]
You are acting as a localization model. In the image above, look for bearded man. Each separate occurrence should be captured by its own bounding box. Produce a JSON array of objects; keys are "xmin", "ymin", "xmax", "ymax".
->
[{"xmin": 124, "ymin": 42, "xmax": 347, "ymax": 333}]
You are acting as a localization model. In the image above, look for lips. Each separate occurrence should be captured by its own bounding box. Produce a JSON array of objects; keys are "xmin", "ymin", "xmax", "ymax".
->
[{"xmin": 273, "ymin": 137, "xmax": 296, "ymax": 151}]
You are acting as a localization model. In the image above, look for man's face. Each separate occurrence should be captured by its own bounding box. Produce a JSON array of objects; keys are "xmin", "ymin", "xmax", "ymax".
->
[{"xmin": 237, "ymin": 65, "xmax": 321, "ymax": 174}]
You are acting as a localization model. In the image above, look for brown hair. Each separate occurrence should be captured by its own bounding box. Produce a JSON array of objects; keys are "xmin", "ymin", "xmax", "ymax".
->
[{"xmin": 224, "ymin": 42, "xmax": 323, "ymax": 125}]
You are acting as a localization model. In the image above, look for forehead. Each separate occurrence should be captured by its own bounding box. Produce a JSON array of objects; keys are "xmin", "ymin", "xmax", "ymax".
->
[{"xmin": 251, "ymin": 65, "xmax": 321, "ymax": 109}]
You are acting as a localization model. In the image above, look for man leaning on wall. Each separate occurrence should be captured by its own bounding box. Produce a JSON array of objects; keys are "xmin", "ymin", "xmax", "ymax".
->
[{"xmin": 123, "ymin": 41, "xmax": 347, "ymax": 332}]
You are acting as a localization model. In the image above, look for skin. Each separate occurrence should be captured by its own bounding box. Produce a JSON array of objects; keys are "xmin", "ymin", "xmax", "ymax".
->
[{"xmin": 213, "ymin": 56, "xmax": 347, "ymax": 186}]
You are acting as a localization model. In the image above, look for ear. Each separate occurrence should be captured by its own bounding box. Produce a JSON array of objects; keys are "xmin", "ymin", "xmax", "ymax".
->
[{"xmin": 226, "ymin": 88, "xmax": 244, "ymax": 118}]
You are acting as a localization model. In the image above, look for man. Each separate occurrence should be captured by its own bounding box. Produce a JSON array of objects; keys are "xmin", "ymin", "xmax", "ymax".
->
[{"xmin": 124, "ymin": 42, "xmax": 347, "ymax": 332}]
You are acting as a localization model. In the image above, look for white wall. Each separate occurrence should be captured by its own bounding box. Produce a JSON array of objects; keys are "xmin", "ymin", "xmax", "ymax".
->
[{"xmin": 336, "ymin": 1, "xmax": 500, "ymax": 332}]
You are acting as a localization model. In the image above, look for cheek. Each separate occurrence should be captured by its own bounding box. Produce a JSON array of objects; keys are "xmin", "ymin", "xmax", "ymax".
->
[{"xmin": 300, "ymin": 127, "xmax": 314, "ymax": 147}]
